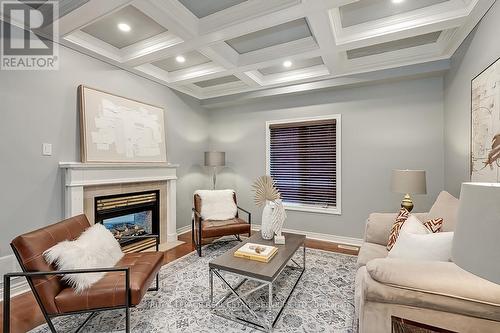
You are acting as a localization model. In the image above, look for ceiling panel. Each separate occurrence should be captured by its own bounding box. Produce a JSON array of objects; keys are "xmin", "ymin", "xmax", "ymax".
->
[
  {"xmin": 226, "ymin": 18, "xmax": 312, "ymax": 54},
  {"xmin": 340, "ymin": 0, "xmax": 449, "ymax": 27},
  {"xmin": 178, "ymin": 0, "xmax": 248, "ymax": 18},
  {"xmin": 347, "ymin": 31, "xmax": 442, "ymax": 59},
  {"xmin": 81, "ymin": 5, "xmax": 167, "ymax": 49},
  {"xmin": 152, "ymin": 51, "xmax": 211, "ymax": 72},
  {"xmin": 194, "ymin": 75, "xmax": 241, "ymax": 88},
  {"xmin": 259, "ymin": 57, "xmax": 324, "ymax": 75}
]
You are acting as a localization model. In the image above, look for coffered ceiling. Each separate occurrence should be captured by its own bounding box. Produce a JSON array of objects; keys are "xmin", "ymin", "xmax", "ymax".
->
[{"xmin": 3, "ymin": 0, "xmax": 495, "ymax": 101}]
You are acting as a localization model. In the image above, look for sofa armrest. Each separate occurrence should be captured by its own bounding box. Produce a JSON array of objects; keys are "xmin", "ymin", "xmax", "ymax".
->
[
  {"xmin": 364, "ymin": 213, "xmax": 397, "ymax": 246},
  {"xmin": 366, "ymin": 258, "xmax": 500, "ymax": 307}
]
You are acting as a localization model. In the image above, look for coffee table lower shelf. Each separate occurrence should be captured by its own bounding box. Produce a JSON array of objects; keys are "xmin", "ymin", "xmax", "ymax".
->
[{"xmin": 209, "ymin": 245, "xmax": 306, "ymax": 332}]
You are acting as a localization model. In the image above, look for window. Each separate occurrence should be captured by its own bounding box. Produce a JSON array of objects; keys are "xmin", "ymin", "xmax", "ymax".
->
[{"xmin": 266, "ymin": 115, "xmax": 341, "ymax": 214}]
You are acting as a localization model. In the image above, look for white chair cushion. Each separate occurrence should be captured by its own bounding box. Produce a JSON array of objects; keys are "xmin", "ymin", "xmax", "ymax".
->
[
  {"xmin": 43, "ymin": 223, "xmax": 124, "ymax": 293},
  {"xmin": 388, "ymin": 231, "xmax": 454, "ymax": 262},
  {"xmin": 195, "ymin": 189, "xmax": 237, "ymax": 220}
]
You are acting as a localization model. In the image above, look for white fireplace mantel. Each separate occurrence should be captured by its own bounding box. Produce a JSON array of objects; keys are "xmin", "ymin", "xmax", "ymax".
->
[{"xmin": 59, "ymin": 162, "xmax": 179, "ymax": 243}]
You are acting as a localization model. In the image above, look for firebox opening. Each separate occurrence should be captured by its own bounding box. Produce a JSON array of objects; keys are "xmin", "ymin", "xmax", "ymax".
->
[{"xmin": 94, "ymin": 190, "xmax": 160, "ymax": 248}]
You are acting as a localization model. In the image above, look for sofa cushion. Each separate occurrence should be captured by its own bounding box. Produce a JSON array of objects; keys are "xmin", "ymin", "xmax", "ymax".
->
[
  {"xmin": 55, "ymin": 252, "xmax": 163, "ymax": 313},
  {"xmin": 365, "ymin": 258, "xmax": 500, "ymax": 321},
  {"xmin": 356, "ymin": 242, "xmax": 388, "ymax": 268},
  {"xmin": 428, "ymin": 191, "xmax": 459, "ymax": 231}
]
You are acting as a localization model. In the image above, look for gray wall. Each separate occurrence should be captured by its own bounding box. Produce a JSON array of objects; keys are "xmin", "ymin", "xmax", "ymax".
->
[
  {"xmin": 208, "ymin": 77, "xmax": 445, "ymax": 239},
  {"xmin": 0, "ymin": 44, "xmax": 209, "ymax": 257},
  {"xmin": 444, "ymin": 1, "xmax": 500, "ymax": 196}
]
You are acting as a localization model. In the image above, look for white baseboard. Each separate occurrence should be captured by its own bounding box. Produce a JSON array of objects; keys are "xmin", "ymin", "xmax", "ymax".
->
[
  {"xmin": 251, "ymin": 226, "xmax": 363, "ymax": 247},
  {"xmin": 176, "ymin": 225, "xmax": 191, "ymax": 235}
]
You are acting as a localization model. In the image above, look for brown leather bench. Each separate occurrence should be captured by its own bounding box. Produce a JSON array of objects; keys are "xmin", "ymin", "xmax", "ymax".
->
[{"xmin": 3, "ymin": 214, "xmax": 163, "ymax": 333}]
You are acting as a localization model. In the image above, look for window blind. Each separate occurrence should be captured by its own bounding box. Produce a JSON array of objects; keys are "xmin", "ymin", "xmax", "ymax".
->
[{"xmin": 269, "ymin": 119, "xmax": 337, "ymax": 207}]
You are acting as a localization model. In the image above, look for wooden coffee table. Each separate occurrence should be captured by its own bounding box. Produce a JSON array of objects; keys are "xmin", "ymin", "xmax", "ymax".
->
[{"xmin": 209, "ymin": 232, "xmax": 306, "ymax": 331}]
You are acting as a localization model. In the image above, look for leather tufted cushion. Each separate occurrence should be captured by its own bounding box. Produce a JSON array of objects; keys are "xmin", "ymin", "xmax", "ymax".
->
[
  {"xmin": 55, "ymin": 252, "xmax": 163, "ymax": 313},
  {"xmin": 202, "ymin": 218, "xmax": 251, "ymax": 238}
]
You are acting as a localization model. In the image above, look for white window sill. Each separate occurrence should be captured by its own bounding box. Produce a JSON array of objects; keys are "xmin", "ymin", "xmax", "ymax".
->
[{"xmin": 283, "ymin": 203, "xmax": 341, "ymax": 215}]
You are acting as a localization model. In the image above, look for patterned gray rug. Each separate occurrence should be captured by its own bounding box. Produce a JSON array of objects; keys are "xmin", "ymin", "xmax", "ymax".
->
[{"xmin": 30, "ymin": 241, "xmax": 357, "ymax": 332}]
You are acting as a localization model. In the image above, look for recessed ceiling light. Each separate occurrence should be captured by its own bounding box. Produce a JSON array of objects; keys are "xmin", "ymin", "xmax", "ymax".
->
[
  {"xmin": 283, "ymin": 60, "xmax": 292, "ymax": 68},
  {"xmin": 176, "ymin": 55, "xmax": 186, "ymax": 63},
  {"xmin": 392, "ymin": 0, "xmax": 405, "ymax": 4},
  {"xmin": 117, "ymin": 23, "xmax": 131, "ymax": 32}
]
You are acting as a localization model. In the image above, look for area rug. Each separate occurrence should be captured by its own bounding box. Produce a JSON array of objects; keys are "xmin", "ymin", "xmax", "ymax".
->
[{"xmin": 30, "ymin": 241, "xmax": 357, "ymax": 332}]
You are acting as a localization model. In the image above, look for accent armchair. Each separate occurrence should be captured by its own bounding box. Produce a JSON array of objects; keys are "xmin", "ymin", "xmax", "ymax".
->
[
  {"xmin": 192, "ymin": 190, "xmax": 251, "ymax": 256},
  {"xmin": 3, "ymin": 214, "xmax": 162, "ymax": 333}
]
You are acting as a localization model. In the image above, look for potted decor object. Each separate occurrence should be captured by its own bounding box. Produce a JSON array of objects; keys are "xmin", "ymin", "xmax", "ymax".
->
[{"xmin": 252, "ymin": 176, "xmax": 287, "ymax": 243}]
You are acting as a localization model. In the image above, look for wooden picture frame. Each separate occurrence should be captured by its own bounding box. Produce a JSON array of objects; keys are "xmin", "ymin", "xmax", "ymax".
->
[{"xmin": 78, "ymin": 85, "xmax": 167, "ymax": 163}]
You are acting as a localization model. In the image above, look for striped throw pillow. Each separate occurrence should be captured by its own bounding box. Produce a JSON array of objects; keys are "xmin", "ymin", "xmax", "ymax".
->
[
  {"xmin": 423, "ymin": 218, "xmax": 443, "ymax": 233},
  {"xmin": 387, "ymin": 208, "xmax": 410, "ymax": 251}
]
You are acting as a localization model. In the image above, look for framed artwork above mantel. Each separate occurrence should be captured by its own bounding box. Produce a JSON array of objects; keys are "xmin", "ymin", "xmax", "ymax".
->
[
  {"xmin": 78, "ymin": 85, "xmax": 167, "ymax": 163},
  {"xmin": 471, "ymin": 57, "xmax": 500, "ymax": 182}
]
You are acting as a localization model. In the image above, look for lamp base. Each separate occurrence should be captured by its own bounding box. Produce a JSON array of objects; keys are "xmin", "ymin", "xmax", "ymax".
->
[{"xmin": 401, "ymin": 194, "xmax": 414, "ymax": 212}]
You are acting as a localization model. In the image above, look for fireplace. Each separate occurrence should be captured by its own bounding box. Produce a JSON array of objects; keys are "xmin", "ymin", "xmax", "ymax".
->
[{"xmin": 95, "ymin": 190, "xmax": 160, "ymax": 251}]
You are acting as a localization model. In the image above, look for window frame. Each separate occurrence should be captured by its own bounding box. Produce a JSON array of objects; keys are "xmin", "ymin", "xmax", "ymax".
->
[{"xmin": 265, "ymin": 114, "xmax": 342, "ymax": 215}]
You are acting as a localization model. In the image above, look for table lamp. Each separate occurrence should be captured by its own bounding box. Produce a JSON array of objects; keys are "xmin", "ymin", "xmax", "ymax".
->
[
  {"xmin": 205, "ymin": 151, "xmax": 225, "ymax": 190},
  {"xmin": 391, "ymin": 169, "xmax": 427, "ymax": 212},
  {"xmin": 452, "ymin": 182, "xmax": 500, "ymax": 284}
]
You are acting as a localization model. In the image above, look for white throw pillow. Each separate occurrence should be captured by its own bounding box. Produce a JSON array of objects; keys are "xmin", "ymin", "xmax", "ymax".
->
[
  {"xmin": 388, "ymin": 231, "xmax": 454, "ymax": 262},
  {"xmin": 428, "ymin": 191, "xmax": 459, "ymax": 232},
  {"xmin": 400, "ymin": 215, "xmax": 430, "ymax": 235},
  {"xmin": 195, "ymin": 189, "xmax": 237, "ymax": 220},
  {"xmin": 43, "ymin": 223, "xmax": 124, "ymax": 293}
]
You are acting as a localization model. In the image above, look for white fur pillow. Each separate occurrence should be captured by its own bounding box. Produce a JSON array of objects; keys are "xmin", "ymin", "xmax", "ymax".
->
[
  {"xmin": 195, "ymin": 189, "xmax": 237, "ymax": 220},
  {"xmin": 43, "ymin": 223, "xmax": 124, "ymax": 293}
]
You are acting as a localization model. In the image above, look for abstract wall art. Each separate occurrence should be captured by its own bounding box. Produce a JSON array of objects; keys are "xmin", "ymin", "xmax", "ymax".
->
[
  {"xmin": 471, "ymin": 58, "xmax": 500, "ymax": 182},
  {"xmin": 78, "ymin": 85, "xmax": 167, "ymax": 163}
]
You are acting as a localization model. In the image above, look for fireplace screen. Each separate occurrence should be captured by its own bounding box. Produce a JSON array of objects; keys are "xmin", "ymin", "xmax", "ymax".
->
[{"xmin": 95, "ymin": 190, "xmax": 159, "ymax": 247}]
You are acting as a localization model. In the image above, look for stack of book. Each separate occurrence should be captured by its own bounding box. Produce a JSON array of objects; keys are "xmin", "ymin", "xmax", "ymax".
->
[{"xmin": 234, "ymin": 243, "xmax": 278, "ymax": 263}]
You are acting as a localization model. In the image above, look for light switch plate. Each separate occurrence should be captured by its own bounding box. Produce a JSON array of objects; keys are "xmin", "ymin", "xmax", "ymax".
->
[{"xmin": 42, "ymin": 143, "xmax": 52, "ymax": 156}]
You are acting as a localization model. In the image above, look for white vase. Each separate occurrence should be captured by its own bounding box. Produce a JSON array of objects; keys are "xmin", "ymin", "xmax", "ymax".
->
[{"xmin": 261, "ymin": 201, "xmax": 274, "ymax": 240}]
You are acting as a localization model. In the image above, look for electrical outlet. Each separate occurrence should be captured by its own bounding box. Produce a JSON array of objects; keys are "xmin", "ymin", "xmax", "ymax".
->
[{"xmin": 42, "ymin": 143, "xmax": 52, "ymax": 156}]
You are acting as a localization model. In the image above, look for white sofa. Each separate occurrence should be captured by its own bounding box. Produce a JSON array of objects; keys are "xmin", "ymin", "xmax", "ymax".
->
[{"xmin": 355, "ymin": 191, "xmax": 500, "ymax": 333}]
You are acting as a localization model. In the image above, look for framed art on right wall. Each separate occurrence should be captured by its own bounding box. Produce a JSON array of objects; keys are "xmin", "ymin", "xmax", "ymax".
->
[{"xmin": 471, "ymin": 57, "xmax": 500, "ymax": 182}]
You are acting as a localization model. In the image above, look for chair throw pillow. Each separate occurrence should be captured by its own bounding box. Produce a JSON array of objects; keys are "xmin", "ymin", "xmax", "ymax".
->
[
  {"xmin": 387, "ymin": 208, "xmax": 410, "ymax": 251},
  {"xmin": 195, "ymin": 189, "xmax": 237, "ymax": 220},
  {"xmin": 43, "ymin": 223, "xmax": 124, "ymax": 293}
]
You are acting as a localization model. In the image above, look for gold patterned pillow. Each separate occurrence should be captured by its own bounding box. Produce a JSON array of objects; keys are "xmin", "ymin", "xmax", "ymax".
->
[
  {"xmin": 423, "ymin": 218, "xmax": 443, "ymax": 233},
  {"xmin": 387, "ymin": 208, "xmax": 410, "ymax": 251}
]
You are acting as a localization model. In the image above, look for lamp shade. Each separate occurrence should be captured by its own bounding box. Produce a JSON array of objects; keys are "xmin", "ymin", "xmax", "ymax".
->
[
  {"xmin": 452, "ymin": 182, "xmax": 500, "ymax": 284},
  {"xmin": 204, "ymin": 151, "xmax": 225, "ymax": 167},
  {"xmin": 391, "ymin": 170, "xmax": 427, "ymax": 194}
]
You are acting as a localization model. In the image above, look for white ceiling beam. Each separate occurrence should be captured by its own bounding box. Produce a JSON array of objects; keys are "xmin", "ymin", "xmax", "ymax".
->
[
  {"xmin": 331, "ymin": 0, "xmax": 471, "ymax": 51},
  {"xmin": 200, "ymin": 60, "xmax": 450, "ymax": 105},
  {"xmin": 132, "ymin": 0, "xmax": 198, "ymax": 40},
  {"xmin": 233, "ymin": 72, "xmax": 262, "ymax": 88}
]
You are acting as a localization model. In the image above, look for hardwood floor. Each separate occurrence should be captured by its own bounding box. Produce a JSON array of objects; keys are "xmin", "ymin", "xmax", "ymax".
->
[{"xmin": 0, "ymin": 231, "xmax": 358, "ymax": 332}]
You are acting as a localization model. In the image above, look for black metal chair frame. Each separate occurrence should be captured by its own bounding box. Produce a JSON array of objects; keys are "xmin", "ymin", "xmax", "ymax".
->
[
  {"xmin": 192, "ymin": 206, "xmax": 251, "ymax": 257},
  {"xmin": 3, "ymin": 234, "xmax": 160, "ymax": 333}
]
